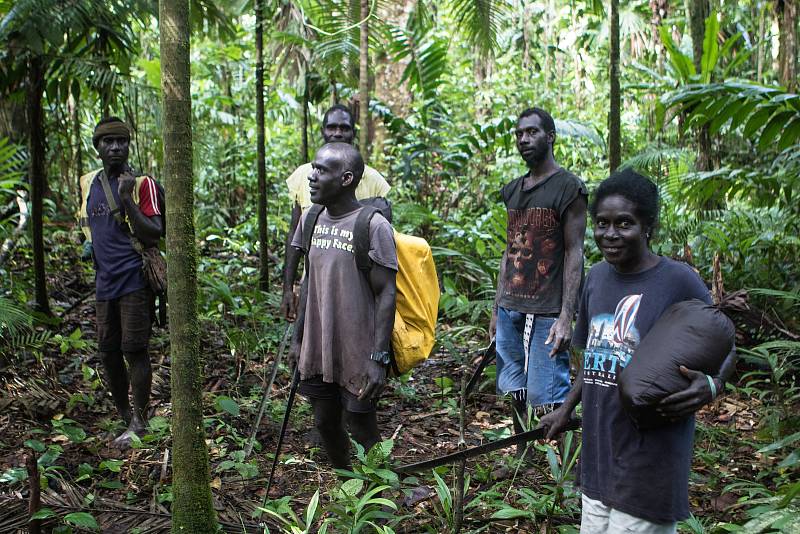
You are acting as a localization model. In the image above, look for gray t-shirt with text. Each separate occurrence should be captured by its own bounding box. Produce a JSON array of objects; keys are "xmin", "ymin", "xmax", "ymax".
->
[{"xmin": 291, "ymin": 206, "xmax": 398, "ymax": 396}]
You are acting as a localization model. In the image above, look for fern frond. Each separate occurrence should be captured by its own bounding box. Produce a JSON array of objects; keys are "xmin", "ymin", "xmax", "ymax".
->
[
  {"xmin": 5, "ymin": 330, "xmax": 51, "ymax": 352},
  {"xmin": 0, "ymin": 296, "xmax": 32, "ymax": 338}
]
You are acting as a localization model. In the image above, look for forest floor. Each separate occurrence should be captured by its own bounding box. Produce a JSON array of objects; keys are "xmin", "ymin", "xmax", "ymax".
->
[{"xmin": 0, "ymin": 253, "xmax": 769, "ymax": 533}]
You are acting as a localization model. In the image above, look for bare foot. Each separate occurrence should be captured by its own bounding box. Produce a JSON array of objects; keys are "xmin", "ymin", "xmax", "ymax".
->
[
  {"xmin": 112, "ymin": 428, "xmax": 140, "ymax": 448},
  {"xmin": 112, "ymin": 416, "xmax": 145, "ymax": 448}
]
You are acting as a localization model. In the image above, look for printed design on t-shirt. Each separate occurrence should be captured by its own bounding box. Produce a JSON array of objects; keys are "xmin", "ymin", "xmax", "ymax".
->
[
  {"xmin": 503, "ymin": 207, "xmax": 560, "ymax": 299},
  {"xmin": 90, "ymin": 199, "xmax": 111, "ymax": 218},
  {"xmin": 583, "ymin": 294, "xmax": 643, "ymax": 388},
  {"xmin": 311, "ymin": 222, "xmax": 355, "ymax": 253}
]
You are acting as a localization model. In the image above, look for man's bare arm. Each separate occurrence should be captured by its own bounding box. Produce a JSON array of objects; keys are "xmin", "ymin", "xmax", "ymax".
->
[
  {"xmin": 495, "ymin": 250, "xmax": 507, "ymax": 308},
  {"xmin": 658, "ymin": 345, "xmax": 737, "ymax": 418},
  {"xmin": 370, "ymin": 264, "xmax": 397, "ymax": 354},
  {"xmin": 287, "ymin": 275, "xmax": 308, "ymax": 369},
  {"xmin": 359, "ymin": 263, "xmax": 397, "ymax": 401},
  {"xmin": 280, "ymin": 203, "xmax": 303, "ymax": 320},
  {"xmin": 490, "ymin": 251, "xmax": 508, "ymax": 340},
  {"xmin": 546, "ymin": 194, "xmax": 587, "ymax": 356},
  {"xmin": 560, "ymin": 194, "xmax": 588, "ymax": 319}
]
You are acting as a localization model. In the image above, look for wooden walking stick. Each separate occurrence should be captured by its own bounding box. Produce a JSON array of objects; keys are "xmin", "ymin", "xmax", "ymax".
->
[
  {"xmin": 464, "ymin": 340, "xmax": 496, "ymax": 399},
  {"xmin": 244, "ymin": 324, "xmax": 293, "ymax": 458},
  {"xmin": 263, "ymin": 365, "xmax": 300, "ymax": 503}
]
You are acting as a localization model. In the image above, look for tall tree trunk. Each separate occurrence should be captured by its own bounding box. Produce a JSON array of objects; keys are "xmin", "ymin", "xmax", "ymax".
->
[
  {"xmin": 160, "ymin": 0, "xmax": 217, "ymax": 531},
  {"xmin": 650, "ymin": 0, "xmax": 669, "ymax": 72},
  {"xmin": 757, "ymin": 2, "xmax": 767, "ymax": 81},
  {"xmin": 72, "ymin": 85, "xmax": 83, "ymax": 190},
  {"xmin": 300, "ymin": 73, "xmax": 309, "ymax": 164},
  {"xmin": 777, "ymin": 0, "xmax": 798, "ymax": 90},
  {"xmin": 256, "ymin": 0, "xmax": 268, "ymax": 292},
  {"xmin": 688, "ymin": 0, "xmax": 713, "ymax": 170},
  {"xmin": 609, "ymin": 0, "xmax": 622, "ymax": 171},
  {"xmin": 543, "ymin": 0, "xmax": 551, "ymax": 90},
  {"xmin": 358, "ymin": 0, "xmax": 370, "ymax": 161},
  {"xmin": 688, "ymin": 0, "xmax": 709, "ymax": 69},
  {"xmin": 27, "ymin": 56, "xmax": 50, "ymax": 315},
  {"xmin": 521, "ymin": 3, "xmax": 531, "ymax": 70}
]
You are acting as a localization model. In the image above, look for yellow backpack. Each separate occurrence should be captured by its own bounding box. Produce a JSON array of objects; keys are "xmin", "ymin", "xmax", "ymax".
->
[
  {"xmin": 387, "ymin": 230, "xmax": 440, "ymax": 374},
  {"xmin": 302, "ymin": 200, "xmax": 440, "ymax": 375}
]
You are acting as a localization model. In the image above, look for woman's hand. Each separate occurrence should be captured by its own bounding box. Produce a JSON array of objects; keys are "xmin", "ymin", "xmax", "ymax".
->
[
  {"xmin": 537, "ymin": 405, "xmax": 573, "ymax": 439},
  {"xmin": 657, "ymin": 365, "xmax": 718, "ymax": 419}
]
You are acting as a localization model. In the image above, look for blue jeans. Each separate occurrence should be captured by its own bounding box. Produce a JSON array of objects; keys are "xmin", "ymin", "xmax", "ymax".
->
[{"xmin": 496, "ymin": 307, "xmax": 571, "ymax": 407}]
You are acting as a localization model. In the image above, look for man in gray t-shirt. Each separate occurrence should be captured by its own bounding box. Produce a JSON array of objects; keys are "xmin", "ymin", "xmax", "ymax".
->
[{"xmin": 289, "ymin": 143, "xmax": 397, "ymax": 469}]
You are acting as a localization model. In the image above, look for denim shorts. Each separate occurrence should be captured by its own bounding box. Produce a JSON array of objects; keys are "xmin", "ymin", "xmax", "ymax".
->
[{"xmin": 495, "ymin": 306, "xmax": 571, "ymax": 407}]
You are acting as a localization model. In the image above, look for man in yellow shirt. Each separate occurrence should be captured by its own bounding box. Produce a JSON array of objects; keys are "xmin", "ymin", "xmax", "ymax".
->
[{"xmin": 280, "ymin": 104, "xmax": 390, "ymax": 320}]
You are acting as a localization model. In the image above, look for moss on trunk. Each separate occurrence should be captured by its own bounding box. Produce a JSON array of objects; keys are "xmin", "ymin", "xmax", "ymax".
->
[{"xmin": 160, "ymin": 0, "xmax": 217, "ymax": 531}]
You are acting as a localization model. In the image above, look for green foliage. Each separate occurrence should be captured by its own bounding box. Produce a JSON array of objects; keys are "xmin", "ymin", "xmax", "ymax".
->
[
  {"xmin": 259, "ymin": 489, "xmax": 321, "ymax": 534},
  {"xmin": 446, "ymin": 0, "xmax": 507, "ymax": 57},
  {"xmin": 261, "ymin": 440, "xmax": 404, "ymax": 533},
  {"xmin": 3, "ymin": 0, "xmax": 800, "ymax": 531},
  {"xmin": 430, "ymin": 468, "xmax": 467, "ymax": 531},
  {"xmin": 662, "ymin": 82, "xmax": 800, "ymax": 151},
  {"xmin": 63, "ymin": 511, "xmax": 100, "ymax": 531},
  {"xmin": 738, "ymin": 340, "xmax": 800, "ymax": 440}
]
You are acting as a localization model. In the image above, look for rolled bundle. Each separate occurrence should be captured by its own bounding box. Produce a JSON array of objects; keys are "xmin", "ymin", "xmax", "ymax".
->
[{"xmin": 617, "ymin": 299, "xmax": 735, "ymax": 428}]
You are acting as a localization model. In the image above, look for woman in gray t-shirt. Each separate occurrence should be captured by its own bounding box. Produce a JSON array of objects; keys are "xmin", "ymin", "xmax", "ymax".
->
[{"xmin": 539, "ymin": 169, "xmax": 736, "ymax": 532}]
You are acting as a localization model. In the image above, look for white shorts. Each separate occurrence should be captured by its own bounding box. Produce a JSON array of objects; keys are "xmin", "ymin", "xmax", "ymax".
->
[{"xmin": 580, "ymin": 494, "xmax": 677, "ymax": 534}]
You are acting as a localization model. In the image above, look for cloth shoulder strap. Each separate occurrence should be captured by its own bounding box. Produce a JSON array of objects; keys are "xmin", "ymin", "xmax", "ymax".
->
[
  {"xmin": 97, "ymin": 171, "xmax": 149, "ymax": 253},
  {"xmin": 302, "ymin": 204, "xmax": 325, "ymax": 276},
  {"xmin": 97, "ymin": 171, "xmax": 126, "ymax": 227},
  {"xmin": 353, "ymin": 206, "xmax": 381, "ymax": 272},
  {"xmin": 301, "ymin": 204, "xmax": 325, "ymax": 255}
]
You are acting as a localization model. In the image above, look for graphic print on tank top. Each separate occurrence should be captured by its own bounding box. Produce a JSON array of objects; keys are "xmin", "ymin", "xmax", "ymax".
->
[
  {"xmin": 504, "ymin": 207, "xmax": 560, "ymax": 299},
  {"xmin": 583, "ymin": 294, "xmax": 643, "ymax": 388}
]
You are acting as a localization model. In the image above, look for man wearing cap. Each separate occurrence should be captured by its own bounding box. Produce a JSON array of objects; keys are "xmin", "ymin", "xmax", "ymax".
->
[{"xmin": 78, "ymin": 116, "xmax": 162, "ymax": 446}]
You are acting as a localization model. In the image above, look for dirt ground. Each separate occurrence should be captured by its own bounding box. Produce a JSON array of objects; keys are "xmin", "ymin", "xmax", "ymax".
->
[{"xmin": 0, "ymin": 261, "xmax": 761, "ymax": 533}]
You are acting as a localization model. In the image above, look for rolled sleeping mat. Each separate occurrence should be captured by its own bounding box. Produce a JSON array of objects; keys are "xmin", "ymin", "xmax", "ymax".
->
[{"xmin": 617, "ymin": 299, "xmax": 735, "ymax": 429}]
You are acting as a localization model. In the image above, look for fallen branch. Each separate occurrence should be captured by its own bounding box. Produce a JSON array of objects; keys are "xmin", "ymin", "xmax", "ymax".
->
[{"xmin": 59, "ymin": 288, "xmax": 95, "ymax": 318}]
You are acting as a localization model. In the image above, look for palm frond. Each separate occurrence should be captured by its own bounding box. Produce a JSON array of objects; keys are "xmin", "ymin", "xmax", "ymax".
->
[
  {"xmin": 387, "ymin": 24, "xmax": 448, "ymax": 101},
  {"xmin": 555, "ymin": 119, "xmax": 605, "ymax": 148},
  {"xmin": 0, "ymin": 296, "xmax": 33, "ymax": 339},
  {"xmin": 661, "ymin": 81, "xmax": 800, "ymax": 152},
  {"xmin": 446, "ymin": 0, "xmax": 508, "ymax": 57},
  {"xmin": 620, "ymin": 145, "xmax": 693, "ymax": 174}
]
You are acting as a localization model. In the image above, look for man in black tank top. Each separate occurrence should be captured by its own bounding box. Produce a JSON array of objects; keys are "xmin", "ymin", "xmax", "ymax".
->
[{"xmin": 490, "ymin": 108, "xmax": 588, "ymax": 442}]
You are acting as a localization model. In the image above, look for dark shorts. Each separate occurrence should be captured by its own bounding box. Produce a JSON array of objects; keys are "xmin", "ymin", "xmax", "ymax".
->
[
  {"xmin": 95, "ymin": 288, "xmax": 153, "ymax": 353},
  {"xmin": 299, "ymin": 376, "xmax": 377, "ymax": 414}
]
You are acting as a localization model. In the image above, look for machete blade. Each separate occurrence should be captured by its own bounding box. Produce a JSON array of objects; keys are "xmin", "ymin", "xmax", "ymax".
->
[{"xmin": 396, "ymin": 418, "xmax": 581, "ymax": 474}]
